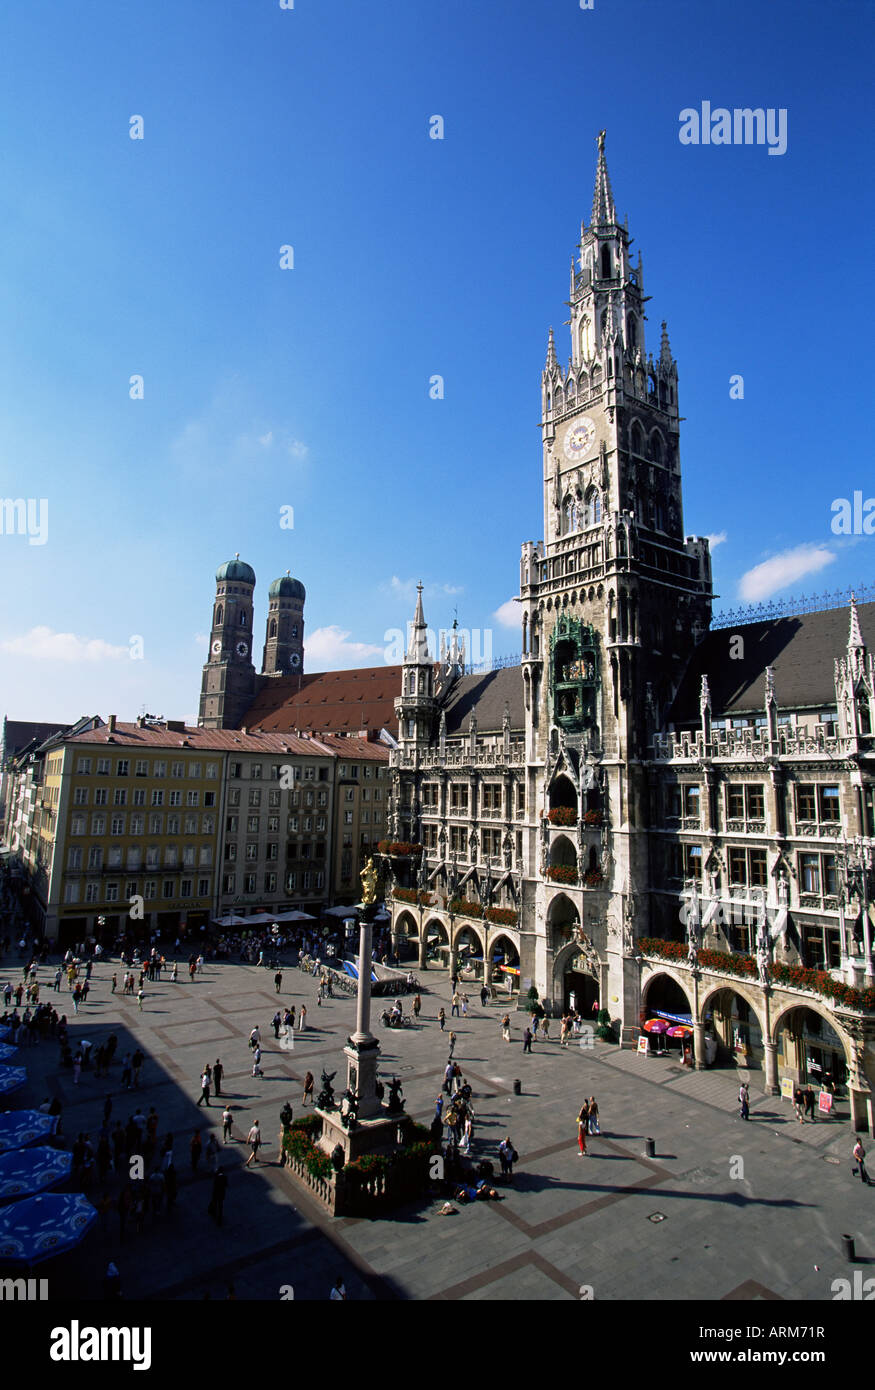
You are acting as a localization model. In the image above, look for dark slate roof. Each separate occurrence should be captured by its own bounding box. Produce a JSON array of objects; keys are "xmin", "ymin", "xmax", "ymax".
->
[
  {"xmin": 668, "ymin": 602, "xmax": 874, "ymax": 724},
  {"xmin": 443, "ymin": 666, "xmax": 525, "ymax": 735},
  {"xmin": 2, "ymin": 719, "xmax": 71, "ymax": 761}
]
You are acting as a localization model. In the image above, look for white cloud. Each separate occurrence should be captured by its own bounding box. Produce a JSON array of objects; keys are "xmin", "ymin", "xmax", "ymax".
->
[
  {"xmin": 286, "ymin": 438, "xmax": 309, "ymax": 460},
  {"xmin": 305, "ymin": 626, "xmax": 385, "ymax": 667},
  {"xmin": 493, "ymin": 598, "xmax": 519, "ymax": 629},
  {"xmin": 258, "ymin": 431, "xmax": 274, "ymax": 447},
  {"xmin": 0, "ymin": 626, "xmax": 130, "ymax": 663},
  {"xmin": 738, "ymin": 544, "xmax": 836, "ymax": 602},
  {"xmin": 706, "ymin": 531, "xmax": 727, "ymax": 549}
]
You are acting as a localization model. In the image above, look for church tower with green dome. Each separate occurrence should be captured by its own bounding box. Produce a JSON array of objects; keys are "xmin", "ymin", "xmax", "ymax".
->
[
  {"xmin": 261, "ymin": 572, "xmax": 306, "ymax": 677},
  {"xmin": 198, "ymin": 555, "xmax": 258, "ymax": 728}
]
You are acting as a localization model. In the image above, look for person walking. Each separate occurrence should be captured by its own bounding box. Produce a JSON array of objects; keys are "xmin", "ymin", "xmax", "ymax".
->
[
  {"xmin": 299, "ymin": 1005, "xmax": 307, "ymax": 1032},
  {"xmin": 451, "ymin": 993, "xmax": 461, "ymax": 1018},
  {"xmin": 530, "ymin": 1012, "xmax": 539, "ymax": 1039},
  {"xmin": 501, "ymin": 1013, "xmax": 511, "ymax": 1043},
  {"xmin": 197, "ymin": 1069, "xmax": 212, "ymax": 1107},
  {"xmin": 443, "ymin": 1062, "xmax": 454, "ymax": 1096},
  {"xmin": 522, "ymin": 1027, "xmax": 533, "ymax": 1054},
  {"xmin": 541, "ymin": 1016, "xmax": 550, "ymax": 1042},
  {"xmin": 852, "ymin": 1138, "xmax": 869, "ymax": 1185},
  {"xmin": 738, "ymin": 1082, "xmax": 750, "ymax": 1121},
  {"xmin": 274, "ymin": 970, "xmax": 283, "ymax": 994},
  {"xmin": 245, "ymin": 1121, "xmax": 262, "ymax": 1167},
  {"xmin": 462, "ymin": 1113, "xmax": 473, "ymax": 1155},
  {"xmin": 412, "ymin": 994, "xmax": 421, "ymax": 1021},
  {"xmin": 302, "ymin": 1071, "xmax": 314, "ymax": 1106},
  {"xmin": 137, "ymin": 986, "xmax": 145, "ymax": 1012},
  {"xmin": 804, "ymin": 1086, "xmax": 816, "ymax": 1122},
  {"xmin": 479, "ymin": 984, "xmax": 489, "ymax": 1008},
  {"xmin": 249, "ymin": 1026, "xmax": 261, "ymax": 1051},
  {"xmin": 461, "ymin": 994, "xmax": 469, "ymax": 1017},
  {"xmin": 208, "ymin": 1170, "xmax": 228, "ymax": 1225},
  {"xmin": 577, "ymin": 1102, "xmax": 589, "ymax": 1156},
  {"xmin": 793, "ymin": 1087, "xmax": 805, "ymax": 1123},
  {"xmin": 190, "ymin": 1131, "xmax": 203, "ymax": 1174},
  {"xmin": 588, "ymin": 1097, "xmax": 600, "ymax": 1135},
  {"xmin": 434, "ymin": 1094, "xmax": 444, "ymax": 1123},
  {"xmin": 438, "ymin": 1007, "xmax": 446, "ymax": 1033},
  {"xmin": 111, "ymin": 973, "xmax": 118, "ymax": 994},
  {"xmin": 222, "ymin": 1106, "xmax": 234, "ymax": 1143},
  {"xmin": 272, "ymin": 1011, "xmax": 282, "ymax": 1040},
  {"xmin": 287, "ymin": 1005, "xmax": 296, "ymax": 1033},
  {"xmin": 171, "ymin": 961, "xmax": 178, "ymax": 983},
  {"xmin": 252, "ymin": 1045, "xmax": 264, "ymax": 1079},
  {"xmin": 213, "ymin": 1059, "xmax": 224, "ymax": 1097},
  {"xmin": 205, "ymin": 1134, "xmax": 221, "ymax": 1174},
  {"xmin": 448, "ymin": 1031, "xmax": 457, "ymax": 1059},
  {"xmin": 498, "ymin": 1135, "xmax": 517, "ymax": 1182}
]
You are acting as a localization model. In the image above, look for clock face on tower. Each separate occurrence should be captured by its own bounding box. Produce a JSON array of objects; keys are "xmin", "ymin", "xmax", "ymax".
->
[
  {"xmin": 290, "ymin": 653, "xmax": 301, "ymax": 668},
  {"xmin": 211, "ymin": 640, "xmax": 222, "ymax": 655},
  {"xmin": 235, "ymin": 640, "xmax": 249, "ymax": 658},
  {"xmin": 563, "ymin": 417, "xmax": 596, "ymax": 461}
]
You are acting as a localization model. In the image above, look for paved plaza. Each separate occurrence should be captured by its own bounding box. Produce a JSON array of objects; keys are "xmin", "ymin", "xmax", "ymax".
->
[{"xmin": 6, "ymin": 948, "xmax": 872, "ymax": 1302}]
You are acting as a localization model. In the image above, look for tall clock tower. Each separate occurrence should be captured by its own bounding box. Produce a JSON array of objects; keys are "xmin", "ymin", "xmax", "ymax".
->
[
  {"xmin": 519, "ymin": 133, "xmax": 713, "ymax": 1034},
  {"xmin": 198, "ymin": 556, "xmax": 258, "ymax": 729}
]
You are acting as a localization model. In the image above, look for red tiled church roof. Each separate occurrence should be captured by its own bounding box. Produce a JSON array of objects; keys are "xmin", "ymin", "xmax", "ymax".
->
[{"xmin": 244, "ymin": 667, "xmax": 402, "ymax": 737}]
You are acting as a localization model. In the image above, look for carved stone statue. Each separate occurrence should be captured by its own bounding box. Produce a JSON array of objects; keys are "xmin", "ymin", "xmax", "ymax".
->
[
  {"xmin": 386, "ymin": 1075, "xmax": 405, "ymax": 1114},
  {"xmin": 686, "ymin": 881, "xmax": 701, "ymax": 966},
  {"xmin": 340, "ymin": 1087, "xmax": 359, "ymax": 1129},
  {"xmin": 755, "ymin": 918, "xmax": 771, "ymax": 986},
  {"xmin": 316, "ymin": 1069, "xmax": 337, "ymax": 1111}
]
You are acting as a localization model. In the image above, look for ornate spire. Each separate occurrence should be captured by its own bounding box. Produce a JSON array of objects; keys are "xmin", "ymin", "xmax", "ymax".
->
[
  {"xmin": 591, "ymin": 129, "xmax": 616, "ymax": 227},
  {"xmin": 405, "ymin": 583, "xmax": 430, "ymax": 664},
  {"xmin": 660, "ymin": 320, "xmax": 672, "ymax": 364},
  {"xmin": 545, "ymin": 326, "xmax": 557, "ymax": 371},
  {"xmin": 699, "ymin": 674, "xmax": 711, "ymax": 713},
  {"xmin": 849, "ymin": 593, "xmax": 865, "ymax": 650}
]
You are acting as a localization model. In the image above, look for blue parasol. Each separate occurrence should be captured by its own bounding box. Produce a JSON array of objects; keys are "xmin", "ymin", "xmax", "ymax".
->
[
  {"xmin": 0, "ymin": 1044, "xmax": 18, "ymax": 1062},
  {"xmin": 0, "ymin": 1026, "xmax": 10, "ymax": 1041},
  {"xmin": 0, "ymin": 1111, "xmax": 58, "ymax": 1153},
  {"xmin": 0, "ymin": 1192, "xmax": 96, "ymax": 1264},
  {"xmin": 0, "ymin": 1146, "xmax": 72, "ymax": 1202},
  {"xmin": 0, "ymin": 1068, "xmax": 27, "ymax": 1097}
]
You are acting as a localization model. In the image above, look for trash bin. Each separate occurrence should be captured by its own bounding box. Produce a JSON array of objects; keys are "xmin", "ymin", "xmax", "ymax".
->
[
  {"xmin": 841, "ymin": 1234, "xmax": 856, "ymax": 1262},
  {"xmin": 644, "ymin": 1137, "xmax": 655, "ymax": 1158},
  {"xmin": 513, "ymin": 1079, "xmax": 521, "ymax": 1096}
]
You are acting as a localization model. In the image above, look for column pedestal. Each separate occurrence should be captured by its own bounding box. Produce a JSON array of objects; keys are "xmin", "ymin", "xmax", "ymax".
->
[{"xmin": 763, "ymin": 1039, "xmax": 779, "ymax": 1095}]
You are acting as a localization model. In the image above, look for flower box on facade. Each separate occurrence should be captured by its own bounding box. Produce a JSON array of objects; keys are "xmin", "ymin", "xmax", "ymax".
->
[
  {"xmin": 547, "ymin": 806, "xmax": 577, "ymax": 827},
  {"xmin": 582, "ymin": 809, "xmax": 603, "ymax": 826},
  {"xmin": 546, "ymin": 865, "xmax": 578, "ymax": 885},
  {"xmin": 377, "ymin": 841, "xmax": 423, "ymax": 858},
  {"xmin": 485, "ymin": 906, "xmax": 519, "ymax": 927},
  {"xmin": 447, "ymin": 898, "xmax": 483, "ymax": 919},
  {"xmin": 583, "ymin": 870, "xmax": 604, "ymax": 887}
]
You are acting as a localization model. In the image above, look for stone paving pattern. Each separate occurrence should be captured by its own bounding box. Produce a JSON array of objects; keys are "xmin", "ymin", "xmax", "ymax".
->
[{"xmin": 5, "ymin": 950, "xmax": 872, "ymax": 1301}]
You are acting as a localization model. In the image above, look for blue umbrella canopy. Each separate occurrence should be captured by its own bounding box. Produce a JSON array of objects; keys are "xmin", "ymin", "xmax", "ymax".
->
[
  {"xmin": 0, "ymin": 1193, "xmax": 96, "ymax": 1264},
  {"xmin": 0, "ymin": 1026, "xmax": 10, "ymax": 1041},
  {"xmin": 0, "ymin": 1044, "xmax": 18, "ymax": 1062},
  {"xmin": 0, "ymin": 1146, "xmax": 72, "ymax": 1202},
  {"xmin": 0, "ymin": 1068, "xmax": 27, "ymax": 1097},
  {"xmin": 0, "ymin": 1111, "xmax": 58, "ymax": 1153}
]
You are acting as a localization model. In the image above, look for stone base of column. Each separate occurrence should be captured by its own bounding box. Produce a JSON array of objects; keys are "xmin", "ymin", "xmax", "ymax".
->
[
  {"xmin": 344, "ymin": 1037, "xmax": 381, "ymax": 1120},
  {"xmin": 316, "ymin": 1106, "xmax": 410, "ymax": 1163}
]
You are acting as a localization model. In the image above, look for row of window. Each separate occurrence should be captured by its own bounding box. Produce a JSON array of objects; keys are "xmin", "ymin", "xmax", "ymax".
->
[
  {"xmin": 221, "ymin": 871, "xmax": 324, "ymax": 895},
  {"xmin": 419, "ymin": 784, "xmax": 525, "ymax": 814},
  {"xmin": 227, "ymin": 788, "xmax": 329, "ymax": 809},
  {"xmin": 71, "ymin": 811, "xmax": 216, "ymax": 836},
  {"xmin": 421, "ymin": 825, "xmax": 521, "ymax": 858},
  {"xmin": 665, "ymin": 783, "xmax": 841, "ymax": 825},
  {"xmin": 72, "ymin": 789, "xmax": 217, "ymax": 811},
  {"xmin": 223, "ymin": 841, "xmax": 325, "ymax": 862},
  {"xmin": 225, "ymin": 814, "xmax": 328, "ymax": 834},
  {"xmin": 667, "ymin": 844, "xmax": 838, "ymax": 896},
  {"xmin": 75, "ymin": 758, "xmax": 219, "ymax": 779},
  {"xmin": 69, "ymin": 845, "xmax": 213, "ymax": 871},
  {"xmin": 64, "ymin": 877, "xmax": 212, "ymax": 905}
]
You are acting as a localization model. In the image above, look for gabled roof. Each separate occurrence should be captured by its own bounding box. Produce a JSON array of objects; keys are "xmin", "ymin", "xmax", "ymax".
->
[
  {"xmin": 67, "ymin": 723, "xmax": 336, "ymax": 755},
  {"xmin": 245, "ymin": 667, "xmax": 402, "ymax": 736},
  {"xmin": 443, "ymin": 666, "xmax": 525, "ymax": 736},
  {"xmin": 2, "ymin": 719, "xmax": 71, "ymax": 760},
  {"xmin": 668, "ymin": 602, "xmax": 874, "ymax": 724}
]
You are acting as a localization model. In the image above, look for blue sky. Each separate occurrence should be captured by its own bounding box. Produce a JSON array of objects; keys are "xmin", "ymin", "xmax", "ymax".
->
[{"xmin": 0, "ymin": 0, "xmax": 872, "ymax": 722}]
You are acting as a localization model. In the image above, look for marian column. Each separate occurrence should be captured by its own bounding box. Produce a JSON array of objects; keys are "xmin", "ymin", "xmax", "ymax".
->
[{"xmin": 344, "ymin": 858, "xmax": 382, "ymax": 1119}]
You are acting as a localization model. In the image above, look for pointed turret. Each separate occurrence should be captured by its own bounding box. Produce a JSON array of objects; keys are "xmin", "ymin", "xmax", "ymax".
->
[
  {"xmin": 849, "ymin": 593, "xmax": 865, "ymax": 651},
  {"xmin": 591, "ymin": 129, "xmax": 617, "ymax": 227},
  {"xmin": 545, "ymin": 326, "xmax": 557, "ymax": 372},
  {"xmin": 396, "ymin": 584, "xmax": 437, "ymax": 748},
  {"xmin": 660, "ymin": 320, "xmax": 673, "ymax": 365},
  {"xmin": 406, "ymin": 582, "xmax": 430, "ymax": 664}
]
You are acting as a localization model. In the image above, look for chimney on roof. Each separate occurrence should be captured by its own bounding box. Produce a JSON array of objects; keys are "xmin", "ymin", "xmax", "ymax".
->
[
  {"xmin": 107, "ymin": 715, "xmax": 117, "ymax": 733},
  {"xmin": 136, "ymin": 716, "xmax": 145, "ymax": 729},
  {"xmin": 241, "ymin": 727, "xmax": 248, "ymax": 735}
]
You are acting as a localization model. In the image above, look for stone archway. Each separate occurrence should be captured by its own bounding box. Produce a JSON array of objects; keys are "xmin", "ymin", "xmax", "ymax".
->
[
  {"xmin": 453, "ymin": 923, "xmax": 486, "ymax": 979},
  {"xmin": 769, "ymin": 999, "xmax": 861, "ymax": 1125},
  {"xmin": 552, "ymin": 939, "xmax": 601, "ymax": 1017},
  {"xmin": 488, "ymin": 933, "xmax": 520, "ymax": 997},
  {"xmin": 392, "ymin": 910, "xmax": 419, "ymax": 965},
  {"xmin": 423, "ymin": 917, "xmax": 450, "ymax": 971},
  {"xmin": 699, "ymin": 983, "xmax": 766, "ymax": 1073}
]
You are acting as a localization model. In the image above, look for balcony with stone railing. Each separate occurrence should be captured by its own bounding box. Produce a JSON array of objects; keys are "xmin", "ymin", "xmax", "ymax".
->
[
  {"xmin": 392, "ymin": 742, "xmax": 526, "ymax": 770},
  {"xmin": 651, "ymin": 725, "xmax": 855, "ymax": 763}
]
